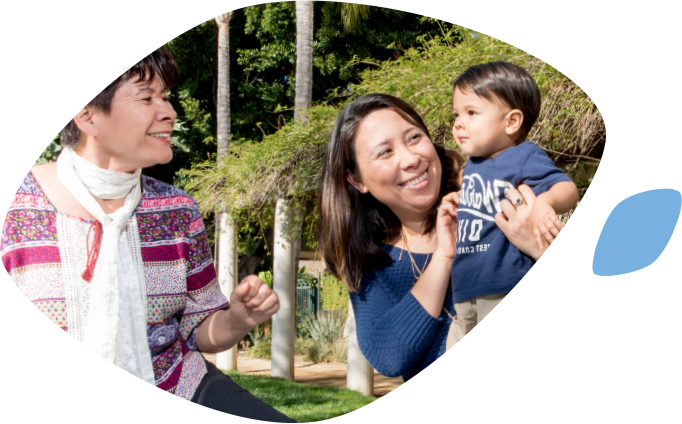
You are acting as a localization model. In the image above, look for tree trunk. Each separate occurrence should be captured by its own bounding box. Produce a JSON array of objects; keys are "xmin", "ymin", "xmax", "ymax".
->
[
  {"xmin": 294, "ymin": 1, "xmax": 313, "ymax": 124},
  {"xmin": 215, "ymin": 12, "xmax": 231, "ymax": 163},
  {"xmin": 214, "ymin": 12, "xmax": 238, "ymax": 371},
  {"xmin": 270, "ymin": 1, "xmax": 315, "ymax": 381},
  {"xmin": 291, "ymin": 0, "xmax": 314, "ymax": 286}
]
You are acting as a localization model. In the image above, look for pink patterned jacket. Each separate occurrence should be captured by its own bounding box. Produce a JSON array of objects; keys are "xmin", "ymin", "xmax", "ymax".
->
[{"xmin": 1, "ymin": 172, "xmax": 229, "ymax": 399}]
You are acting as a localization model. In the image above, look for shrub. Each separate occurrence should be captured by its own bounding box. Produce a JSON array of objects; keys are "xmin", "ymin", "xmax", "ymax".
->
[
  {"xmin": 303, "ymin": 313, "xmax": 348, "ymax": 364},
  {"xmin": 304, "ymin": 342, "xmax": 322, "ymax": 363},
  {"xmin": 307, "ymin": 313, "xmax": 345, "ymax": 345},
  {"xmin": 320, "ymin": 272, "xmax": 349, "ymax": 314},
  {"xmin": 246, "ymin": 340, "xmax": 272, "ymax": 359},
  {"xmin": 331, "ymin": 338, "xmax": 348, "ymax": 363},
  {"xmin": 296, "ymin": 310, "xmax": 315, "ymax": 338},
  {"xmin": 295, "ymin": 337, "xmax": 315, "ymax": 355}
]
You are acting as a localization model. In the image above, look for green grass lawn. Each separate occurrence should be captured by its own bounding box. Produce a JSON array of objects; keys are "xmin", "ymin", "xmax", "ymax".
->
[{"xmin": 225, "ymin": 370, "xmax": 375, "ymax": 422}]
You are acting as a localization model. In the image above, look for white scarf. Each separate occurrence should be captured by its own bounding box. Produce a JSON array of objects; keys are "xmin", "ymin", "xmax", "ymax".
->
[{"xmin": 56, "ymin": 146, "xmax": 155, "ymax": 385}]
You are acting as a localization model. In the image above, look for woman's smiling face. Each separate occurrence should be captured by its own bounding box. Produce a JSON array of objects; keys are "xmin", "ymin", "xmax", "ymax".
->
[
  {"xmin": 347, "ymin": 108, "xmax": 442, "ymax": 221},
  {"xmin": 83, "ymin": 77, "xmax": 177, "ymax": 172}
]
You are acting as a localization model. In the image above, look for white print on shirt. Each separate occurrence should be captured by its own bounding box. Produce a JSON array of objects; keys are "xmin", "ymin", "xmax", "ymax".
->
[
  {"xmin": 459, "ymin": 173, "xmax": 514, "ymax": 220},
  {"xmin": 457, "ymin": 218, "xmax": 484, "ymax": 242},
  {"xmin": 457, "ymin": 243, "xmax": 491, "ymax": 254}
]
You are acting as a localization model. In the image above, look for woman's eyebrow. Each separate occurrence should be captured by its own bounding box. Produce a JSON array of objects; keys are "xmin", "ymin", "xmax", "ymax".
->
[
  {"xmin": 136, "ymin": 86, "xmax": 155, "ymax": 95},
  {"xmin": 369, "ymin": 140, "xmax": 391, "ymax": 154}
]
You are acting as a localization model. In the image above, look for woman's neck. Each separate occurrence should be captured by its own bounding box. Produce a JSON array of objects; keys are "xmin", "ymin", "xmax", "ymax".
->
[
  {"xmin": 391, "ymin": 211, "xmax": 436, "ymax": 254},
  {"xmin": 75, "ymin": 141, "xmax": 137, "ymax": 174}
]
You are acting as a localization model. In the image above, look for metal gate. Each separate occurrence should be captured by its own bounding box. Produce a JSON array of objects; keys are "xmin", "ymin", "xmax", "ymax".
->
[{"xmin": 296, "ymin": 276, "xmax": 320, "ymax": 315}]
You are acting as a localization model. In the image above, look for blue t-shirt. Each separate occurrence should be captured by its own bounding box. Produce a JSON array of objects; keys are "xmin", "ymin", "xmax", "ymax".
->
[{"xmin": 451, "ymin": 141, "xmax": 572, "ymax": 303}]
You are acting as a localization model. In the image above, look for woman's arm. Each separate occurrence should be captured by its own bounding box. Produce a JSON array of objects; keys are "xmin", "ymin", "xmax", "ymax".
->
[
  {"xmin": 195, "ymin": 275, "xmax": 280, "ymax": 353},
  {"xmin": 352, "ymin": 279, "xmax": 443, "ymax": 378},
  {"xmin": 350, "ymin": 193, "xmax": 459, "ymax": 377},
  {"xmin": 495, "ymin": 185, "xmax": 546, "ymax": 261}
]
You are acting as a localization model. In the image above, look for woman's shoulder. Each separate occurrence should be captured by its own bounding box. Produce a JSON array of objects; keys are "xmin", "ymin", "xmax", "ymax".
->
[
  {"xmin": 12, "ymin": 165, "xmax": 53, "ymax": 210},
  {"xmin": 138, "ymin": 175, "xmax": 200, "ymax": 213}
]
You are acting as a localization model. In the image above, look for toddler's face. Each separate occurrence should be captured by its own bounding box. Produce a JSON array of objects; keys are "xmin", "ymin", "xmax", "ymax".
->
[{"xmin": 451, "ymin": 87, "xmax": 517, "ymax": 158}]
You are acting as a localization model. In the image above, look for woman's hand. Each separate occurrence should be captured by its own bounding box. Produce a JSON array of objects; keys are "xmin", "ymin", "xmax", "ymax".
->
[
  {"xmin": 229, "ymin": 275, "xmax": 281, "ymax": 329},
  {"xmin": 495, "ymin": 185, "xmax": 546, "ymax": 261},
  {"xmin": 434, "ymin": 192, "xmax": 459, "ymax": 260}
]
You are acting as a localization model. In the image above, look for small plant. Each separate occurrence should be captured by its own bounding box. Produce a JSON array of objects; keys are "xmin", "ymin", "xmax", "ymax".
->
[
  {"xmin": 246, "ymin": 340, "xmax": 272, "ymax": 359},
  {"xmin": 295, "ymin": 337, "xmax": 315, "ymax": 355},
  {"xmin": 296, "ymin": 309, "xmax": 314, "ymax": 338},
  {"xmin": 248, "ymin": 325, "xmax": 270, "ymax": 347},
  {"xmin": 258, "ymin": 270, "xmax": 273, "ymax": 287},
  {"xmin": 35, "ymin": 137, "xmax": 62, "ymax": 165},
  {"xmin": 331, "ymin": 338, "xmax": 348, "ymax": 363},
  {"xmin": 304, "ymin": 342, "xmax": 321, "ymax": 363},
  {"xmin": 307, "ymin": 313, "xmax": 345, "ymax": 345}
]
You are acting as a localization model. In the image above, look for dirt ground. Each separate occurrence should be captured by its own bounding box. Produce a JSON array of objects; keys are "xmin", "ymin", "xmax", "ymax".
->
[{"xmin": 203, "ymin": 352, "xmax": 403, "ymax": 398}]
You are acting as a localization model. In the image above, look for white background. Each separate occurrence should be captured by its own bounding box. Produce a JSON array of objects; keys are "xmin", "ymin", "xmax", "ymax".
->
[{"xmin": 1, "ymin": 0, "xmax": 681, "ymax": 422}]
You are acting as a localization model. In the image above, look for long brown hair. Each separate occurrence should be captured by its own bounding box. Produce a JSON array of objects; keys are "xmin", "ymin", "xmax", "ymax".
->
[{"xmin": 319, "ymin": 94, "xmax": 463, "ymax": 292}]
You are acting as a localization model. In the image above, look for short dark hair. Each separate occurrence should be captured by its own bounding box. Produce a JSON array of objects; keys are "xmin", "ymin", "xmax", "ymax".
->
[
  {"xmin": 318, "ymin": 93, "xmax": 464, "ymax": 292},
  {"xmin": 453, "ymin": 61, "xmax": 541, "ymax": 143},
  {"xmin": 60, "ymin": 46, "xmax": 179, "ymax": 147}
]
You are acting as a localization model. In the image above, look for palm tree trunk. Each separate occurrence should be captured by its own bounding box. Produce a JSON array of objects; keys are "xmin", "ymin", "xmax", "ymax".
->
[
  {"xmin": 293, "ymin": 0, "xmax": 313, "ymax": 124},
  {"xmin": 214, "ymin": 12, "xmax": 238, "ymax": 372},
  {"xmin": 271, "ymin": 1, "xmax": 314, "ymax": 382},
  {"xmin": 292, "ymin": 2, "xmax": 313, "ymax": 273},
  {"xmin": 216, "ymin": 13, "xmax": 231, "ymax": 163}
]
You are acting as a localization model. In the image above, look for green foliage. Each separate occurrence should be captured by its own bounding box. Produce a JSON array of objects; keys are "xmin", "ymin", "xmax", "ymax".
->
[
  {"xmin": 185, "ymin": 27, "xmax": 603, "ymax": 219},
  {"xmin": 183, "ymin": 104, "xmax": 338, "ymax": 214},
  {"xmin": 293, "ymin": 312, "xmax": 347, "ymax": 364},
  {"xmin": 320, "ymin": 272, "xmax": 349, "ymax": 313},
  {"xmin": 295, "ymin": 337, "xmax": 315, "ymax": 355},
  {"xmin": 225, "ymin": 370, "xmax": 375, "ymax": 422},
  {"xmin": 307, "ymin": 313, "xmax": 345, "ymax": 345},
  {"xmin": 296, "ymin": 310, "xmax": 314, "ymax": 338},
  {"xmin": 258, "ymin": 270, "xmax": 273, "ymax": 287},
  {"xmin": 304, "ymin": 341, "xmax": 322, "ymax": 363},
  {"xmin": 245, "ymin": 340, "xmax": 272, "ymax": 359},
  {"xmin": 304, "ymin": 337, "xmax": 347, "ymax": 364},
  {"xmin": 35, "ymin": 136, "xmax": 62, "ymax": 165}
]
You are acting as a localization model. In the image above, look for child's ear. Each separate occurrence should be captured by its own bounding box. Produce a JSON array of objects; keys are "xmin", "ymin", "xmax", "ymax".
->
[
  {"xmin": 505, "ymin": 109, "xmax": 524, "ymax": 139},
  {"xmin": 346, "ymin": 169, "xmax": 368, "ymax": 193}
]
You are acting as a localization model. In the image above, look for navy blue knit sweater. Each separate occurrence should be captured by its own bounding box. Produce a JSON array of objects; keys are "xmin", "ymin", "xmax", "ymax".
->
[{"xmin": 350, "ymin": 243, "xmax": 455, "ymax": 381}]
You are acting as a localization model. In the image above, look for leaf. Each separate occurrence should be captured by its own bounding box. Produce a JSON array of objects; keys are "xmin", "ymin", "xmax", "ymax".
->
[{"xmin": 593, "ymin": 189, "xmax": 681, "ymax": 276}]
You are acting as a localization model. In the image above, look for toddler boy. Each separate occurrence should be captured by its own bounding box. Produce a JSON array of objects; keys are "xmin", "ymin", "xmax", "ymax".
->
[{"xmin": 446, "ymin": 61, "xmax": 579, "ymax": 349}]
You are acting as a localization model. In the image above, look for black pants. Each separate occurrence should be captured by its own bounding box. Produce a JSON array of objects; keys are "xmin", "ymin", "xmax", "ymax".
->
[{"xmin": 190, "ymin": 360, "xmax": 296, "ymax": 422}]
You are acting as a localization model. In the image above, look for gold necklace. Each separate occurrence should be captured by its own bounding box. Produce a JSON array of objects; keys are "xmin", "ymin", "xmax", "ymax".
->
[
  {"xmin": 399, "ymin": 226, "xmax": 431, "ymax": 282},
  {"xmin": 398, "ymin": 227, "xmax": 455, "ymax": 321}
]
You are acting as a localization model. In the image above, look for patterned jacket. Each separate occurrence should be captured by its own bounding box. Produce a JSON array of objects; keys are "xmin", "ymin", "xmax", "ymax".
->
[{"xmin": 1, "ymin": 172, "xmax": 229, "ymax": 399}]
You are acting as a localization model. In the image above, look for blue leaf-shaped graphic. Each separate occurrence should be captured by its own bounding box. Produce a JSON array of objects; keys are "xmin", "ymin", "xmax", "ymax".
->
[{"xmin": 593, "ymin": 189, "xmax": 681, "ymax": 276}]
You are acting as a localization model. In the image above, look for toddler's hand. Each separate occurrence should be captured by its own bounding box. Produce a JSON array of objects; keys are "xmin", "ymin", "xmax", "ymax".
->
[{"xmin": 529, "ymin": 199, "xmax": 564, "ymax": 250}]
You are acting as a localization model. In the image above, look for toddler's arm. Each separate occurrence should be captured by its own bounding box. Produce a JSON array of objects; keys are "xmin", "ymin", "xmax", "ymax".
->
[{"xmin": 530, "ymin": 181, "xmax": 580, "ymax": 249}]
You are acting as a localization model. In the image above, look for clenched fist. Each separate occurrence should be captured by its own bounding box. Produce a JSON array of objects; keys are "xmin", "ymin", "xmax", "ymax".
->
[{"xmin": 229, "ymin": 275, "xmax": 281, "ymax": 328}]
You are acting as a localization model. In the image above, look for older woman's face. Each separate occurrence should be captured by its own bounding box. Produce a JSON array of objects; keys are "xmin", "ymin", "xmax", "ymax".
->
[
  {"xmin": 86, "ymin": 77, "xmax": 176, "ymax": 172},
  {"xmin": 347, "ymin": 109, "xmax": 442, "ymax": 221}
]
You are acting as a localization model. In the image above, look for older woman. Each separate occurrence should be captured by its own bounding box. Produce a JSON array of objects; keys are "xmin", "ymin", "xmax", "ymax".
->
[
  {"xmin": 318, "ymin": 94, "xmax": 544, "ymax": 381},
  {"xmin": 1, "ymin": 47, "xmax": 294, "ymax": 422}
]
